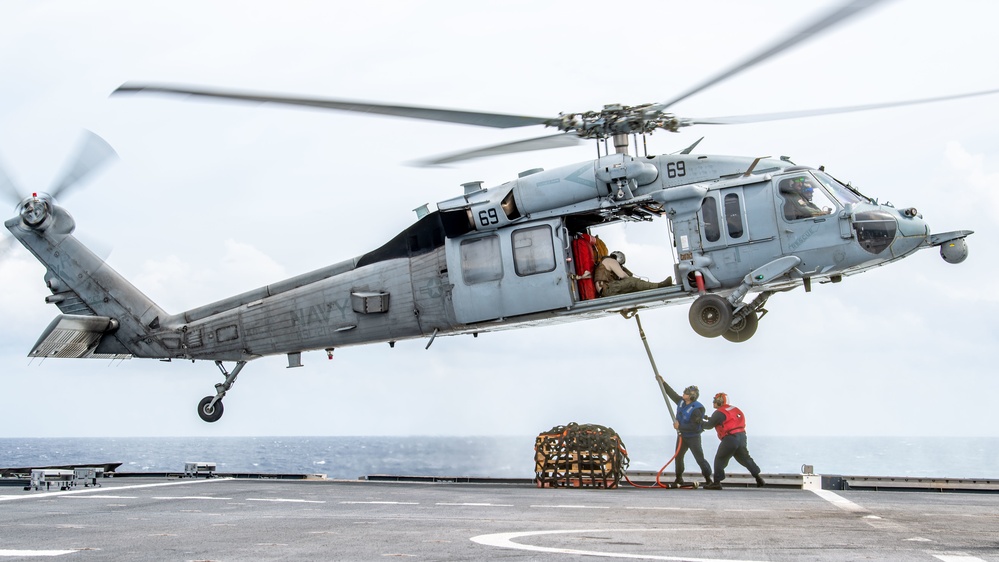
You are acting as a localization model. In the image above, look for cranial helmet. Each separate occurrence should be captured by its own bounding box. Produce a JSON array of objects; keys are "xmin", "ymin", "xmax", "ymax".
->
[
  {"xmin": 610, "ymin": 251, "xmax": 626, "ymax": 265},
  {"xmin": 713, "ymin": 392, "xmax": 728, "ymax": 407},
  {"xmin": 683, "ymin": 385, "xmax": 699, "ymax": 401}
]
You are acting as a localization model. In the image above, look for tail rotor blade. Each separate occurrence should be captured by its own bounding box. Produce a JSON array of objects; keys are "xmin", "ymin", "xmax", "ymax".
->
[{"xmin": 47, "ymin": 130, "xmax": 118, "ymax": 200}]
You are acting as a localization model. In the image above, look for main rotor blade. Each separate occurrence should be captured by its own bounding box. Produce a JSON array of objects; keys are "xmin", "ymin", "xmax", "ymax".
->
[
  {"xmin": 0, "ymin": 161, "xmax": 22, "ymax": 206},
  {"xmin": 114, "ymin": 83, "xmax": 552, "ymax": 130},
  {"xmin": 658, "ymin": 0, "xmax": 891, "ymax": 111},
  {"xmin": 412, "ymin": 133, "xmax": 583, "ymax": 167},
  {"xmin": 47, "ymin": 130, "xmax": 118, "ymax": 200},
  {"xmin": 682, "ymin": 88, "xmax": 999, "ymax": 126}
]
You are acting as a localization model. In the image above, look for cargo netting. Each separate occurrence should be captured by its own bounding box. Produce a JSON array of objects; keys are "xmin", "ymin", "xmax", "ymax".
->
[{"xmin": 534, "ymin": 423, "xmax": 629, "ymax": 488}]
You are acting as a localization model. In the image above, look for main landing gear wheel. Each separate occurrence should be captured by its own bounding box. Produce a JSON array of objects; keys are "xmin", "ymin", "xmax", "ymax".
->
[
  {"xmin": 198, "ymin": 396, "xmax": 224, "ymax": 423},
  {"xmin": 723, "ymin": 311, "xmax": 760, "ymax": 343},
  {"xmin": 688, "ymin": 294, "xmax": 733, "ymax": 338}
]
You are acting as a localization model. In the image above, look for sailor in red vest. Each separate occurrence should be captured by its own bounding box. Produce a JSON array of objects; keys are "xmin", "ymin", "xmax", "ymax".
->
[{"xmin": 702, "ymin": 392, "xmax": 765, "ymax": 490}]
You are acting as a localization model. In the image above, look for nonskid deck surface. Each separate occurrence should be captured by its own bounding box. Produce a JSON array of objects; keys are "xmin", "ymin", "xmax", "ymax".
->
[{"xmin": 2, "ymin": 476, "xmax": 996, "ymax": 561}]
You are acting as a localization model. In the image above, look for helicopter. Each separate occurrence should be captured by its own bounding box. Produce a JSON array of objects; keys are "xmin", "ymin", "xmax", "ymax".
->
[{"xmin": 2, "ymin": 0, "xmax": 986, "ymax": 423}]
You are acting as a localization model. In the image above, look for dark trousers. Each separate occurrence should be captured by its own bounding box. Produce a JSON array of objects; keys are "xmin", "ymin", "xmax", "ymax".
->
[
  {"xmin": 713, "ymin": 432, "xmax": 761, "ymax": 482},
  {"xmin": 675, "ymin": 434, "xmax": 712, "ymax": 481}
]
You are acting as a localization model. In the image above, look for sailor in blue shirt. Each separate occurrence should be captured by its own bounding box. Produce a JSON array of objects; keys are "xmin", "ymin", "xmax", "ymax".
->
[{"xmin": 658, "ymin": 376, "xmax": 713, "ymax": 487}]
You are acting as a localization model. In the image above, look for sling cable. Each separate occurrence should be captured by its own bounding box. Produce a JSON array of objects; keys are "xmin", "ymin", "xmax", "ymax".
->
[{"xmin": 620, "ymin": 310, "xmax": 685, "ymax": 489}]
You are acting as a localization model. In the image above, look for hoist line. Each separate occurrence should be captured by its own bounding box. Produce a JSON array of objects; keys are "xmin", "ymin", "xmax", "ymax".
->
[{"xmin": 620, "ymin": 309, "xmax": 688, "ymax": 489}]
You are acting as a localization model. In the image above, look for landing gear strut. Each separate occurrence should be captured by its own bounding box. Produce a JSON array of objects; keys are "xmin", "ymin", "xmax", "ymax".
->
[{"xmin": 197, "ymin": 360, "xmax": 247, "ymax": 423}]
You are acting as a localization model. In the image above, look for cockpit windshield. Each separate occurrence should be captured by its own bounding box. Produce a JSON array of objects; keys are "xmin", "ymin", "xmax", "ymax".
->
[{"xmin": 812, "ymin": 171, "xmax": 868, "ymax": 205}]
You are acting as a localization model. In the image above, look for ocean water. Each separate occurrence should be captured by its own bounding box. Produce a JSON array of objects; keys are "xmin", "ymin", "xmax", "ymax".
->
[{"xmin": 1, "ymin": 436, "xmax": 996, "ymax": 480}]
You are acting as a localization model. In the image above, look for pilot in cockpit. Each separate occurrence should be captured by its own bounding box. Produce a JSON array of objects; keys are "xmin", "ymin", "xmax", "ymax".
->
[{"xmin": 781, "ymin": 177, "xmax": 826, "ymax": 220}]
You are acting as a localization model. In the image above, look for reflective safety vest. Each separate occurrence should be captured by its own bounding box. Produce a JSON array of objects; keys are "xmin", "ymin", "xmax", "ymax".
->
[
  {"xmin": 715, "ymin": 405, "xmax": 747, "ymax": 439},
  {"xmin": 676, "ymin": 400, "xmax": 704, "ymax": 436}
]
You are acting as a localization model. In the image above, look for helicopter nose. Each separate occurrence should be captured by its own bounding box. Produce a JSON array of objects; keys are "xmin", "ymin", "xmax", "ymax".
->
[
  {"xmin": 894, "ymin": 207, "xmax": 928, "ymax": 237},
  {"xmin": 889, "ymin": 206, "xmax": 929, "ymax": 256}
]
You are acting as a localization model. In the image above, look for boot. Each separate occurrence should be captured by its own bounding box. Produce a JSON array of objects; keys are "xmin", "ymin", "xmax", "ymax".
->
[
  {"xmin": 703, "ymin": 475, "xmax": 713, "ymax": 487},
  {"xmin": 658, "ymin": 276, "xmax": 673, "ymax": 287},
  {"xmin": 704, "ymin": 482, "xmax": 722, "ymax": 490},
  {"xmin": 755, "ymin": 475, "xmax": 766, "ymax": 488}
]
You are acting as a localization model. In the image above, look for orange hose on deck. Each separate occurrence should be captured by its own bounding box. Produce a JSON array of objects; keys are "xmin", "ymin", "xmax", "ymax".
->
[{"xmin": 621, "ymin": 435, "xmax": 683, "ymax": 489}]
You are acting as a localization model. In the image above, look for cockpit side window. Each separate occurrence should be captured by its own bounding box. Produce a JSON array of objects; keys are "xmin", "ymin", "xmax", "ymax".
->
[{"xmin": 779, "ymin": 176, "xmax": 836, "ymax": 221}]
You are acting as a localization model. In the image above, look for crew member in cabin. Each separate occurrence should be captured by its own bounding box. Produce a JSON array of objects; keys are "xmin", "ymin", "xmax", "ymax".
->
[
  {"xmin": 593, "ymin": 251, "xmax": 672, "ymax": 297},
  {"xmin": 658, "ymin": 377, "xmax": 713, "ymax": 487},
  {"xmin": 701, "ymin": 392, "xmax": 766, "ymax": 490}
]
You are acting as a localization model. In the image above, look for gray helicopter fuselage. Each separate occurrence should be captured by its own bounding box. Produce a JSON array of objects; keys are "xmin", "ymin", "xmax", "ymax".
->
[{"xmin": 6, "ymin": 152, "xmax": 968, "ymax": 365}]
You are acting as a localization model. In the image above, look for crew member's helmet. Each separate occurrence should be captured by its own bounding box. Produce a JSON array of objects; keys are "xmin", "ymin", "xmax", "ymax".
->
[
  {"xmin": 713, "ymin": 392, "xmax": 728, "ymax": 407},
  {"xmin": 683, "ymin": 385, "xmax": 699, "ymax": 401},
  {"xmin": 610, "ymin": 251, "xmax": 626, "ymax": 265},
  {"xmin": 790, "ymin": 177, "xmax": 814, "ymax": 200}
]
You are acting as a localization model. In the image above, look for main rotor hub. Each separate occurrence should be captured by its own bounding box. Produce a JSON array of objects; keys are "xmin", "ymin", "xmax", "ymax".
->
[{"xmin": 551, "ymin": 104, "xmax": 681, "ymax": 139}]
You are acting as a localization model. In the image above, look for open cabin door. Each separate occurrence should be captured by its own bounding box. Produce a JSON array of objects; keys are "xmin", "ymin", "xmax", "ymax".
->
[{"xmin": 445, "ymin": 218, "xmax": 572, "ymax": 324}]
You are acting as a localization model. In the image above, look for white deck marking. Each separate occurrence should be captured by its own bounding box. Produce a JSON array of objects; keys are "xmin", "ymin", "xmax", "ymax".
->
[
  {"xmin": 339, "ymin": 501, "xmax": 418, "ymax": 505},
  {"xmin": 0, "ymin": 550, "xmax": 77, "ymax": 557},
  {"xmin": 529, "ymin": 504, "xmax": 610, "ymax": 509},
  {"xmin": 60, "ymin": 495, "xmax": 137, "ymax": 499},
  {"xmin": 625, "ymin": 506, "xmax": 704, "ymax": 511},
  {"xmin": 246, "ymin": 498, "xmax": 326, "ymax": 504},
  {"xmin": 151, "ymin": 496, "xmax": 232, "ymax": 500},
  {"xmin": 436, "ymin": 502, "xmax": 513, "ymax": 507},
  {"xmin": 810, "ymin": 489, "xmax": 869, "ymax": 513},
  {"xmin": 0, "ymin": 477, "xmax": 232, "ymax": 502},
  {"xmin": 933, "ymin": 555, "xmax": 988, "ymax": 562},
  {"xmin": 472, "ymin": 529, "xmax": 763, "ymax": 561}
]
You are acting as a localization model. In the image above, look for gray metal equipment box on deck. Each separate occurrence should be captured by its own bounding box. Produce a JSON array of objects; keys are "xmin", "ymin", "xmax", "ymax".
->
[{"xmin": 184, "ymin": 462, "xmax": 217, "ymax": 478}]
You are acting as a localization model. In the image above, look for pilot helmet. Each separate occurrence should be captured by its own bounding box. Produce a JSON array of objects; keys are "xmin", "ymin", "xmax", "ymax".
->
[
  {"xmin": 610, "ymin": 251, "xmax": 626, "ymax": 265},
  {"xmin": 713, "ymin": 392, "xmax": 728, "ymax": 407},
  {"xmin": 801, "ymin": 182, "xmax": 815, "ymax": 201},
  {"xmin": 683, "ymin": 385, "xmax": 699, "ymax": 401}
]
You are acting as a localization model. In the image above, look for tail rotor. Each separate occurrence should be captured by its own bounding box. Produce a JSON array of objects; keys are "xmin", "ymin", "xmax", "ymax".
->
[{"xmin": 2, "ymin": 130, "xmax": 117, "ymax": 256}]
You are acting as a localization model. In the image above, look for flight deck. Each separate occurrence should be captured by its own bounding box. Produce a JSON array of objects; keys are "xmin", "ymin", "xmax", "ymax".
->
[{"xmin": 2, "ymin": 474, "xmax": 997, "ymax": 561}]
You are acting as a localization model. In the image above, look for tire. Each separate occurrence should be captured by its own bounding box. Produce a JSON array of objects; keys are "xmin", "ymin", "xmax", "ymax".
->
[
  {"xmin": 198, "ymin": 396, "xmax": 224, "ymax": 423},
  {"xmin": 688, "ymin": 294, "xmax": 733, "ymax": 338},
  {"xmin": 723, "ymin": 311, "xmax": 759, "ymax": 343}
]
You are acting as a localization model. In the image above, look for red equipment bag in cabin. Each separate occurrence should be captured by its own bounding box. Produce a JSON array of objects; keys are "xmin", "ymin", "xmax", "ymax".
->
[{"xmin": 573, "ymin": 234, "xmax": 597, "ymax": 300}]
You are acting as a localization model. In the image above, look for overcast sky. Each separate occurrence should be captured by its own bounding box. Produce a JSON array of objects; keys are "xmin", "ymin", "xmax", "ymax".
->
[{"xmin": 1, "ymin": 0, "xmax": 997, "ymax": 441}]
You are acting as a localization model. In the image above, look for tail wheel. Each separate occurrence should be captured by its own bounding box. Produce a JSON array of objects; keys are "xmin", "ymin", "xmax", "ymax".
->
[
  {"xmin": 198, "ymin": 396, "xmax": 224, "ymax": 423},
  {"xmin": 723, "ymin": 311, "xmax": 759, "ymax": 343},
  {"xmin": 688, "ymin": 294, "xmax": 733, "ymax": 338}
]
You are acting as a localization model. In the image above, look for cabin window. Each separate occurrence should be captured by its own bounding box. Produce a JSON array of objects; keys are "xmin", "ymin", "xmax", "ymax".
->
[
  {"xmin": 725, "ymin": 193, "xmax": 744, "ymax": 239},
  {"xmin": 460, "ymin": 235, "xmax": 503, "ymax": 284},
  {"xmin": 512, "ymin": 225, "xmax": 556, "ymax": 276},
  {"xmin": 701, "ymin": 197, "xmax": 721, "ymax": 242}
]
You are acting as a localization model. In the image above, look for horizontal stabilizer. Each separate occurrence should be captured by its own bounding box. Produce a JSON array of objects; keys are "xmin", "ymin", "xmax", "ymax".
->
[{"xmin": 30, "ymin": 315, "xmax": 131, "ymax": 360}]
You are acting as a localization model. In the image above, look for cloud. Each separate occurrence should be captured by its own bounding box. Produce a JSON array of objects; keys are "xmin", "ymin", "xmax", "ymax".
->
[{"xmin": 945, "ymin": 141, "xmax": 999, "ymax": 217}]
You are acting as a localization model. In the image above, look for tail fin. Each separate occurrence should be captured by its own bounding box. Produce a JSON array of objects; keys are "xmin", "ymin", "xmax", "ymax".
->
[{"xmin": 5, "ymin": 195, "xmax": 171, "ymax": 359}]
